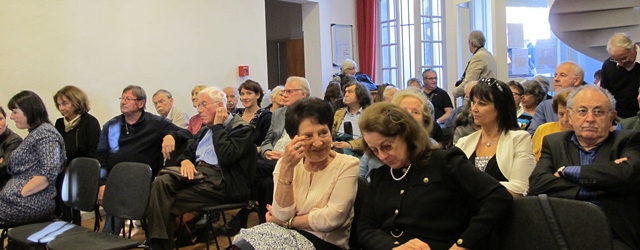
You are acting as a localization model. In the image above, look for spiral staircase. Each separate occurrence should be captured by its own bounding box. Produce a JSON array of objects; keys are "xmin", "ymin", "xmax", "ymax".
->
[{"xmin": 549, "ymin": 0, "xmax": 640, "ymax": 61}]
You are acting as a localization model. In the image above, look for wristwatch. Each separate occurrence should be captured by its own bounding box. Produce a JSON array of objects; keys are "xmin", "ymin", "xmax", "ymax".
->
[{"xmin": 556, "ymin": 166, "xmax": 566, "ymax": 178}]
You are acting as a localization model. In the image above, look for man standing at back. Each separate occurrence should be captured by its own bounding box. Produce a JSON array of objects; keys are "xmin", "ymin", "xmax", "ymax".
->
[
  {"xmin": 96, "ymin": 85, "xmax": 191, "ymax": 233},
  {"xmin": 152, "ymin": 89, "xmax": 189, "ymax": 128},
  {"xmin": 422, "ymin": 69, "xmax": 453, "ymax": 125},
  {"xmin": 529, "ymin": 85, "xmax": 640, "ymax": 250},
  {"xmin": 452, "ymin": 30, "xmax": 498, "ymax": 98},
  {"xmin": 527, "ymin": 61, "xmax": 585, "ymax": 135},
  {"xmin": 601, "ymin": 33, "xmax": 640, "ymax": 119}
]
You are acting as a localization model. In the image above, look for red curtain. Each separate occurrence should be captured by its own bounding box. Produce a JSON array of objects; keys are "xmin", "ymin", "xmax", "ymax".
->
[{"xmin": 356, "ymin": 0, "xmax": 378, "ymax": 83}]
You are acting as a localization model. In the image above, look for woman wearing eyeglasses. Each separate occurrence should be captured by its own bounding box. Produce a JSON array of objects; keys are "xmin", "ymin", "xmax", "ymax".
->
[
  {"xmin": 358, "ymin": 102, "xmax": 512, "ymax": 250},
  {"xmin": 456, "ymin": 78, "xmax": 536, "ymax": 198}
]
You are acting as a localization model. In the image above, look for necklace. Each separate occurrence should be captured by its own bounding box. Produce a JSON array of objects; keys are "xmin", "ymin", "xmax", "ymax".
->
[
  {"xmin": 485, "ymin": 140, "xmax": 493, "ymax": 147},
  {"xmin": 390, "ymin": 164, "xmax": 411, "ymax": 181}
]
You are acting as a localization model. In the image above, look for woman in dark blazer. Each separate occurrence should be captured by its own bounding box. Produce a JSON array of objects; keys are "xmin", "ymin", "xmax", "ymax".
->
[
  {"xmin": 358, "ymin": 102, "xmax": 512, "ymax": 250},
  {"xmin": 53, "ymin": 85, "xmax": 101, "ymax": 225},
  {"xmin": 0, "ymin": 106, "xmax": 22, "ymax": 188}
]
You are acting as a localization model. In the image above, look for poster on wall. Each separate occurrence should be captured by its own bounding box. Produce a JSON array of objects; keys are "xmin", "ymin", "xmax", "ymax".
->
[
  {"xmin": 507, "ymin": 23, "xmax": 524, "ymax": 49},
  {"xmin": 331, "ymin": 24, "xmax": 353, "ymax": 67},
  {"xmin": 511, "ymin": 48, "xmax": 530, "ymax": 75},
  {"xmin": 535, "ymin": 38, "xmax": 558, "ymax": 74}
]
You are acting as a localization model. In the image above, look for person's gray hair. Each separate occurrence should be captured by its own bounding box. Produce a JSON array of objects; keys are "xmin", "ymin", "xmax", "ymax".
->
[
  {"xmin": 270, "ymin": 85, "xmax": 284, "ymax": 100},
  {"xmin": 391, "ymin": 88, "xmax": 436, "ymax": 126},
  {"xmin": 199, "ymin": 87, "xmax": 227, "ymax": 105},
  {"xmin": 422, "ymin": 68, "xmax": 436, "ymax": 77},
  {"xmin": 123, "ymin": 85, "xmax": 147, "ymax": 110},
  {"xmin": 566, "ymin": 85, "xmax": 616, "ymax": 111},
  {"xmin": 341, "ymin": 59, "xmax": 357, "ymax": 72},
  {"xmin": 468, "ymin": 30, "xmax": 486, "ymax": 48},
  {"xmin": 533, "ymin": 75, "xmax": 550, "ymax": 93},
  {"xmin": 522, "ymin": 79, "xmax": 546, "ymax": 105},
  {"xmin": 153, "ymin": 89, "xmax": 172, "ymax": 99},
  {"xmin": 607, "ymin": 33, "xmax": 635, "ymax": 52},
  {"xmin": 286, "ymin": 76, "xmax": 311, "ymax": 96},
  {"xmin": 383, "ymin": 86, "xmax": 398, "ymax": 99},
  {"xmin": 406, "ymin": 77, "xmax": 422, "ymax": 88}
]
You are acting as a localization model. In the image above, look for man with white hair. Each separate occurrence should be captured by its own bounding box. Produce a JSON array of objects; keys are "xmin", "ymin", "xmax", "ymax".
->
[
  {"xmin": 601, "ymin": 33, "xmax": 640, "ymax": 118},
  {"xmin": 146, "ymin": 87, "xmax": 255, "ymax": 250}
]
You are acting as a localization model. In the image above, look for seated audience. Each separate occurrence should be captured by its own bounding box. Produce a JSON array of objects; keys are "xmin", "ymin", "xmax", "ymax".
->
[
  {"xmin": 358, "ymin": 102, "xmax": 512, "ymax": 250},
  {"xmin": 456, "ymin": 78, "xmax": 536, "ymax": 197},
  {"xmin": 332, "ymin": 59, "xmax": 358, "ymax": 86},
  {"xmin": 406, "ymin": 77, "xmax": 422, "ymax": 89},
  {"xmin": 373, "ymin": 83, "xmax": 394, "ymax": 103},
  {"xmin": 0, "ymin": 91, "xmax": 66, "ymax": 223},
  {"xmin": 383, "ymin": 86, "xmax": 398, "ymax": 102},
  {"xmin": 527, "ymin": 61, "xmax": 586, "ymax": 135},
  {"xmin": 236, "ymin": 79, "xmax": 272, "ymax": 150},
  {"xmin": 531, "ymin": 88, "xmax": 574, "ymax": 161},
  {"xmin": 153, "ymin": 89, "xmax": 189, "ymax": 128},
  {"xmin": 507, "ymin": 80, "xmax": 533, "ymax": 130},
  {"xmin": 146, "ymin": 87, "xmax": 255, "ymax": 250},
  {"xmin": 520, "ymin": 79, "xmax": 546, "ymax": 116},
  {"xmin": 188, "ymin": 85, "xmax": 207, "ymax": 135},
  {"xmin": 266, "ymin": 85, "xmax": 284, "ymax": 113},
  {"xmin": 96, "ymin": 85, "xmax": 191, "ymax": 233},
  {"xmin": 53, "ymin": 85, "xmax": 101, "ymax": 225},
  {"xmin": 323, "ymin": 81, "xmax": 344, "ymax": 113},
  {"xmin": 452, "ymin": 81, "xmax": 479, "ymax": 144},
  {"xmin": 0, "ymin": 106, "xmax": 22, "ymax": 188},
  {"xmin": 223, "ymin": 86, "xmax": 239, "ymax": 114},
  {"xmin": 422, "ymin": 69, "xmax": 454, "ymax": 126},
  {"xmin": 529, "ymin": 85, "xmax": 640, "ymax": 250},
  {"xmin": 332, "ymin": 80, "xmax": 372, "ymax": 156},
  {"xmin": 230, "ymin": 97, "xmax": 359, "ymax": 250},
  {"xmin": 533, "ymin": 75, "xmax": 552, "ymax": 100}
]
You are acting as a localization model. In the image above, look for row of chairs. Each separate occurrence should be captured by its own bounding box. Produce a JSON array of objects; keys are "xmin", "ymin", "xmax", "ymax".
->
[
  {"xmin": 3, "ymin": 158, "xmax": 152, "ymax": 250},
  {"xmin": 1, "ymin": 158, "xmax": 614, "ymax": 250}
]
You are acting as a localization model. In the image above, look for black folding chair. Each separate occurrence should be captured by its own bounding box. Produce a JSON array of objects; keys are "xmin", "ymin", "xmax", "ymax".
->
[{"xmin": 46, "ymin": 162, "xmax": 153, "ymax": 250}]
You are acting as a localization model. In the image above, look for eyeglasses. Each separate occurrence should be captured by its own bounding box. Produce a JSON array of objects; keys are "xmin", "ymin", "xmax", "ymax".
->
[
  {"xmin": 119, "ymin": 97, "xmax": 139, "ymax": 102},
  {"xmin": 572, "ymin": 108, "xmax": 609, "ymax": 118},
  {"xmin": 609, "ymin": 48, "xmax": 634, "ymax": 65},
  {"xmin": 196, "ymin": 102, "xmax": 212, "ymax": 109},
  {"xmin": 478, "ymin": 78, "xmax": 504, "ymax": 92},
  {"xmin": 424, "ymin": 77, "xmax": 437, "ymax": 81},
  {"xmin": 512, "ymin": 92, "xmax": 522, "ymax": 97},
  {"xmin": 283, "ymin": 88, "xmax": 303, "ymax": 95}
]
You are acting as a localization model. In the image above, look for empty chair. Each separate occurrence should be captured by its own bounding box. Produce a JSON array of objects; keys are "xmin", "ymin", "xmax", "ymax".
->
[
  {"xmin": 494, "ymin": 194, "xmax": 613, "ymax": 250},
  {"xmin": 7, "ymin": 157, "xmax": 102, "ymax": 247},
  {"xmin": 46, "ymin": 162, "xmax": 153, "ymax": 250}
]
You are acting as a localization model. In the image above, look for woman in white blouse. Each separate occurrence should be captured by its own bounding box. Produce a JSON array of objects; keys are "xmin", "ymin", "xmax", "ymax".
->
[{"xmin": 456, "ymin": 78, "xmax": 536, "ymax": 197}]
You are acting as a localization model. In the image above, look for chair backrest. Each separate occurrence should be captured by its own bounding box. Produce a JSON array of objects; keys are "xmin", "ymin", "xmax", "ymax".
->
[
  {"xmin": 61, "ymin": 157, "xmax": 101, "ymax": 212},
  {"xmin": 349, "ymin": 176, "xmax": 368, "ymax": 250},
  {"xmin": 495, "ymin": 195, "xmax": 613, "ymax": 250},
  {"xmin": 103, "ymin": 162, "xmax": 152, "ymax": 220}
]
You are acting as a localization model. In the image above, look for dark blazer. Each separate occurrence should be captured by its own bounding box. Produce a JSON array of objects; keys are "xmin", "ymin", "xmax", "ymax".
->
[
  {"xmin": 358, "ymin": 147, "xmax": 512, "ymax": 250},
  {"xmin": 0, "ymin": 128, "xmax": 22, "ymax": 180},
  {"xmin": 54, "ymin": 112, "xmax": 101, "ymax": 164},
  {"xmin": 529, "ymin": 130, "xmax": 640, "ymax": 250}
]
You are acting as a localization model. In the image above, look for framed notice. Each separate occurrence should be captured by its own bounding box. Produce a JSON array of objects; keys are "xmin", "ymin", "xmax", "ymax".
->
[{"xmin": 331, "ymin": 24, "xmax": 354, "ymax": 67}]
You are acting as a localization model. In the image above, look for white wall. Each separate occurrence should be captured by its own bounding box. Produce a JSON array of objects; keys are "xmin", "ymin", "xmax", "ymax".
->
[
  {"xmin": 0, "ymin": 1, "xmax": 268, "ymax": 137},
  {"xmin": 301, "ymin": 0, "xmax": 358, "ymax": 98}
]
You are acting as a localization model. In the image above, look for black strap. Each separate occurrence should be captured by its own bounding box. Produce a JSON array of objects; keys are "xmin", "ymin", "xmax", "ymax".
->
[{"xmin": 538, "ymin": 194, "xmax": 569, "ymax": 250}]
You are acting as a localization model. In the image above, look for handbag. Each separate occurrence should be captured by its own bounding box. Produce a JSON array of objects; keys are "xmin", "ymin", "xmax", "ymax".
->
[{"xmin": 159, "ymin": 166, "xmax": 205, "ymax": 183}]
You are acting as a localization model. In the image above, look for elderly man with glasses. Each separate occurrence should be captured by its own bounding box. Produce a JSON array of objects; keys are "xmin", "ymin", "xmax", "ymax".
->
[
  {"xmin": 529, "ymin": 85, "xmax": 640, "ymax": 250},
  {"xmin": 601, "ymin": 33, "xmax": 640, "ymax": 119}
]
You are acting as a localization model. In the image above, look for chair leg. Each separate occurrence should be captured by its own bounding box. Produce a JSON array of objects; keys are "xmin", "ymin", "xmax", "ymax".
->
[
  {"xmin": 176, "ymin": 215, "xmax": 183, "ymax": 250},
  {"xmin": 221, "ymin": 212, "xmax": 233, "ymax": 245}
]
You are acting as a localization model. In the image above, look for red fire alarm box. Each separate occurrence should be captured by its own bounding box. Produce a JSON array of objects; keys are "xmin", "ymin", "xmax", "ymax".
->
[{"xmin": 238, "ymin": 66, "xmax": 249, "ymax": 76}]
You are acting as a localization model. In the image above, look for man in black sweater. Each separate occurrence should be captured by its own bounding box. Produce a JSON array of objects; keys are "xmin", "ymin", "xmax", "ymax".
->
[
  {"xmin": 601, "ymin": 33, "xmax": 640, "ymax": 119},
  {"xmin": 96, "ymin": 85, "xmax": 191, "ymax": 233}
]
